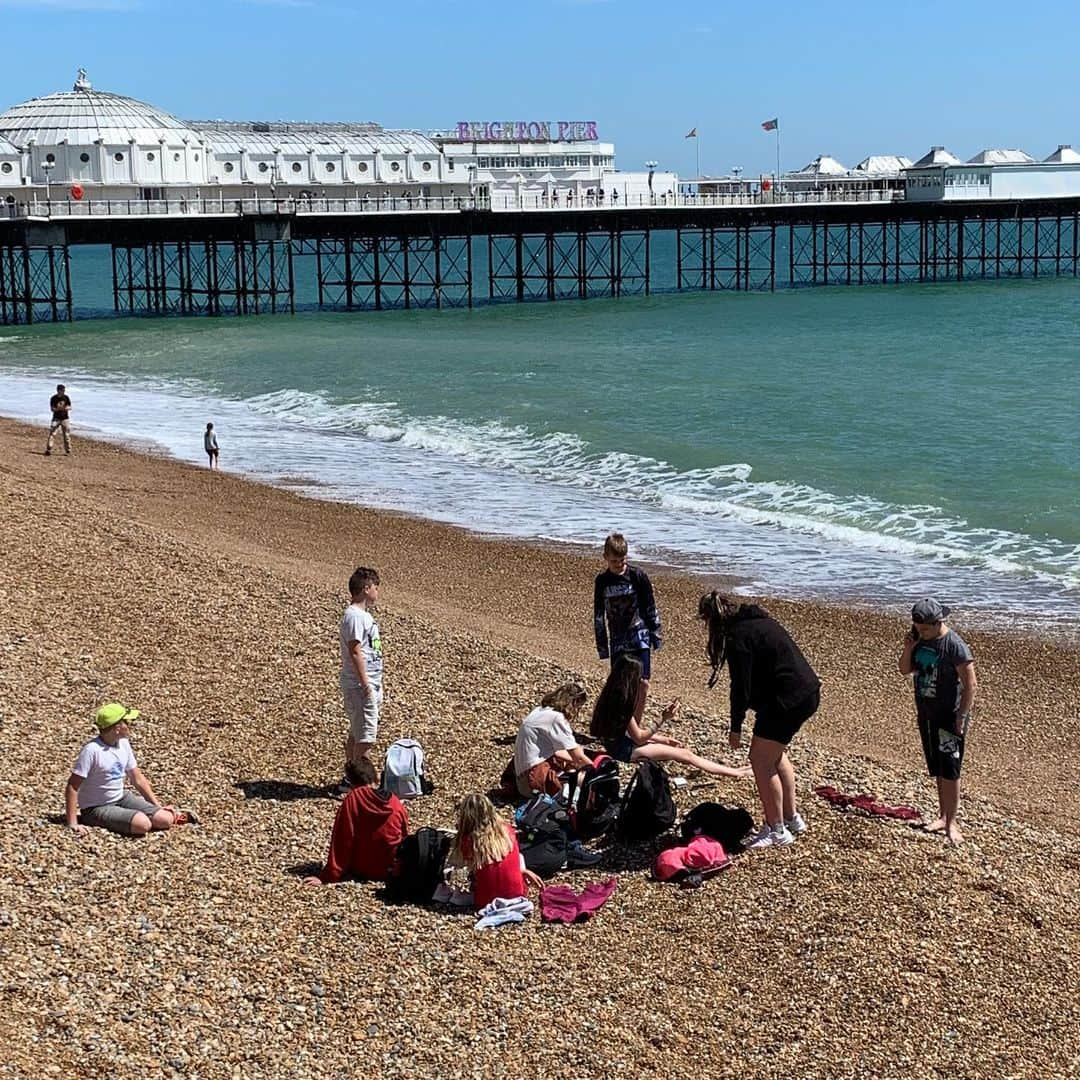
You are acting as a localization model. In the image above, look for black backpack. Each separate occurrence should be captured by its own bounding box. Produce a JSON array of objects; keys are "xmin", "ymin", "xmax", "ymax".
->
[
  {"xmin": 385, "ymin": 827, "xmax": 450, "ymax": 904},
  {"xmin": 617, "ymin": 760, "xmax": 676, "ymax": 842},
  {"xmin": 565, "ymin": 754, "xmax": 621, "ymax": 839},
  {"xmin": 515, "ymin": 793, "xmax": 569, "ymax": 879},
  {"xmin": 680, "ymin": 802, "xmax": 754, "ymax": 852}
]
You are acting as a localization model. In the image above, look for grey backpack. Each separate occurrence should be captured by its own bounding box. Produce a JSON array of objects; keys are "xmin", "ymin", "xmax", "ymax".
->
[{"xmin": 381, "ymin": 738, "xmax": 432, "ymax": 799}]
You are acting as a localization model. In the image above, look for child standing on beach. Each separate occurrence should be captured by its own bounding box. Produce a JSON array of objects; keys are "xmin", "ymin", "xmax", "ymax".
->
[
  {"xmin": 64, "ymin": 704, "xmax": 178, "ymax": 837},
  {"xmin": 204, "ymin": 423, "xmax": 219, "ymax": 469},
  {"xmin": 339, "ymin": 566, "xmax": 384, "ymax": 790},
  {"xmin": 593, "ymin": 532, "xmax": 662, "ymax": 723},
  {"xmin": 899, "ymin": 598, "xmax": 977, "ymax": 845}
]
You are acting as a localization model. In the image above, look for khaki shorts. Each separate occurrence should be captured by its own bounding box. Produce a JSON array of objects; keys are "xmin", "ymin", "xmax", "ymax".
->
[
  {"xmin": 80, "ymin": 792, "xmax": 161, "ymax": 836},
  {"xmin": 343, "ymin": 683, "xmax": 382, "ymax": 744}
]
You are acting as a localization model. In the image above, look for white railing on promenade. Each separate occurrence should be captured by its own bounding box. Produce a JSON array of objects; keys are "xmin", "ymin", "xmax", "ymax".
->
[{"xmin": 3, "ymin": 187, "xmax": 902, "ymax": 222}]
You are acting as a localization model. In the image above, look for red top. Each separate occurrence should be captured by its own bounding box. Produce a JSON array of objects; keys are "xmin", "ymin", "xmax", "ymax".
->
[
  {"xmin": 464, "ymin": 823, "xmax": 525, "ymax": 908},
  {"xmin": 320, "ymin": 786, "xmax": 408, "ymax": 884}
]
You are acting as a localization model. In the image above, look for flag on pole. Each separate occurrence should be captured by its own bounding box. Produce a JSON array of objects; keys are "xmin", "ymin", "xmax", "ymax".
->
[
  {"xmin": 685, "ymin": 127, "xmax": 697, "ymax": 138},
  {"xmin": 761, "ymin": 118, "xmax": 779, "ymax": 132}
]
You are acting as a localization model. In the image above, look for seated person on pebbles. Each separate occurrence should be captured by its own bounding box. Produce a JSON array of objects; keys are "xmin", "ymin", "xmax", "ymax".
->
[
  {"xmin": 305, "ymin": 758, "xmax": 409, "ymax": 885},
  {"xmin": 507, "ymin": 682, "xmax": 596, "ymax": 798},
  {"xmin": 65, "ymin": 704, "xmax": 180, "ymax": 838}
]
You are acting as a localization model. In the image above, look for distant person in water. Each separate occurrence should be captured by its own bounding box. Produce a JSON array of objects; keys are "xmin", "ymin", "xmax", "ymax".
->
[
  {"xmin": 45, "ymin": 383, "xmax": 72, "ymax": 456},
  {"xmin": 699, "ymin": 592, "xmax": 821, "ymax": 851},
  {"xmin": 204, "ymin": 422, "xmax": 219, "ymax": 469},
  {"xmin": 899, "ymin": 599, "xmax": 977, "ymax": 845},
  {"xmin": 590, "ymin": 654, "xmax": 752, "ymax": 780}
]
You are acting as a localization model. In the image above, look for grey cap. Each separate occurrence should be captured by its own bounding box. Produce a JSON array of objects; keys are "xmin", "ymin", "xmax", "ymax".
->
[{"xmin": 911, "ymin": 598, "xmax": 951, "ymax": 623}]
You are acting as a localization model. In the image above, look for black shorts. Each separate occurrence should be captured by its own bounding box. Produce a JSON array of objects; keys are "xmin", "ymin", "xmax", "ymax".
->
[
  {"xmin": 612, "ymin": 648, "xmax": 651, "ymax": 680},
  {"xmin": 918, "ymin": 712, "xmax": 967, "ymax": 780},
  {"xmin": 752, "ymin": 687, "xmax": 819, "ymax": 745}
]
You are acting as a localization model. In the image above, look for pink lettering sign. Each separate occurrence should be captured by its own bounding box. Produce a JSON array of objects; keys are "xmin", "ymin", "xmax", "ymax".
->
[{"xmin": 454, "ymin": 121, "xmax": 599, "ymax": 142}]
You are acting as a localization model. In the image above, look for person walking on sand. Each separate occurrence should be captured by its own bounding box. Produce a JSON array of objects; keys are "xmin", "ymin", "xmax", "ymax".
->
[
  {"xmin": 339, "ymin": 566, "xmax": 384, "ymax": 791},
  {"xmin": 204, "ymin": 422, "xmax": 219, "ymax": 469},
  {"xmin": 64, "ymin": 704, "xmax": 179, "ymax": 837},
  {"xmin": 899, "ymin": 598, "xmax": 977, "ymax": 845},
  {"xmin": 698, "ymin": 592, "xmax": 821, "ymax": 851},
  {"xmin": 45, "ymin": 383, "xmax": 72, "ymax": 456},
  {"xmin": 590, "ymin": 654, "xmax": 752, "ymax": 780},
  {"xmin": 594, "ymin": 532, "xmax": 662, "ymax": 724}
]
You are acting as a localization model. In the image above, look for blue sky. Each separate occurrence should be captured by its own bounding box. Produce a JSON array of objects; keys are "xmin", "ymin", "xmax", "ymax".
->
[{"xmin": 2, "ymin": 0, "xmax": 1079, "ymax": 176}]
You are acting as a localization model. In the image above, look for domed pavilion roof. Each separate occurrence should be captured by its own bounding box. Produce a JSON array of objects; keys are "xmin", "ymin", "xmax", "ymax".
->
[{"xmin": 0, "ymin": 70, "xmax": 206, "ymax": 149}]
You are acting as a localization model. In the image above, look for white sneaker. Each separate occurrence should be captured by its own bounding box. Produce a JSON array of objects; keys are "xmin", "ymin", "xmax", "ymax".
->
[
  {"xmin": 746, "ymin": 823, "xmax": 794, "ymax": 850},
  {"xmin": 785, "ymin": 812, "xmax": 808, "ymax": 836}
]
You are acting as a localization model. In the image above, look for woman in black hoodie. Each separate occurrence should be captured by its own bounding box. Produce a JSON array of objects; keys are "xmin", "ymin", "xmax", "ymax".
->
[{"xmin": 698, "ymin": 592, "xmax": 821, "ymax": 851}]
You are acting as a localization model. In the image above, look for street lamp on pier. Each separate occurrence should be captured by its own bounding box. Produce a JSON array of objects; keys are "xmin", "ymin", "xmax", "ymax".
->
[
  {"xmin": 41, "ymin": 160, "xmax": 54, "ymax": 208},
  {"xmin": 645, "ymin": 160, "xmax": 658, "ymax": 202}
]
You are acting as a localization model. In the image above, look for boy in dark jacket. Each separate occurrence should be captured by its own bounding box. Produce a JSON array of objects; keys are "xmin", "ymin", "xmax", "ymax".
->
[
  {"xmin": 304, "ymin": 759, "xmax": 408, "ymax": 884},
  {"xmin": 699, "ymin": 593, "xmax": 820, "ymax": 851},
  {"xmin": 593, "ymin": 532, "xmax": 662, "ymax": 722}
]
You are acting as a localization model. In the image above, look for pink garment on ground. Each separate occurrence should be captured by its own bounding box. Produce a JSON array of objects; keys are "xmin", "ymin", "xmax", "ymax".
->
[
  {"xmin": 814, "ymin": 785, "xmax": 921, "ymax": 821},
  {"xmin": 654, "ymin": 835, "xmax": 729, "ymax": 882},
  {"xmin": 539, "ymin": 877, "xmax": 618, "ymax": 923}
]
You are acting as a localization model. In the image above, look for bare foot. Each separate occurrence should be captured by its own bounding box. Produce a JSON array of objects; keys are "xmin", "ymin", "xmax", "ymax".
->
[
  {"xmin": 945, "ymin": 823, "xmax": 964, "ymax": 845},
  {"xmin": 923, "ymin": 817, "xmax": 948, "ymax": 834}
]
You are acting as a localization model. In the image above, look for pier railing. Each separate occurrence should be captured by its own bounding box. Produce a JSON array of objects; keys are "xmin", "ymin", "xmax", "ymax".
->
[{"xmin": 4, "ymin": 187, "xmax": 901, "ymax": 221}]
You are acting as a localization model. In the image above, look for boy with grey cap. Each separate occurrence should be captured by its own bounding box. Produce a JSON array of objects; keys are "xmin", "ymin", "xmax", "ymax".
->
[{"xmin": 899, "ymin": 599, "xmax": 977, "ymax": 844}]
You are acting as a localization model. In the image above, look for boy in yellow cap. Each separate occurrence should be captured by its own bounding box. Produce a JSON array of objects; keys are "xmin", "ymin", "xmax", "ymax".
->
[{"xmin": 64, "ymin": 704, "xmax": 178, "ymax": 838}]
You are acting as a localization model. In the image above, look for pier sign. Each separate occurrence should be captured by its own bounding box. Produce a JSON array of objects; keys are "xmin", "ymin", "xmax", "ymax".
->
[{"xmin": 455, "ymin": 121, "xmax": 598, "ymax": 142}]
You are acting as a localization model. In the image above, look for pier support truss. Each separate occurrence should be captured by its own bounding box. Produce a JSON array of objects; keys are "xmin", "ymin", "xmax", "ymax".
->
[
  {"xmin": 487, "ymin": 229, "xmax": 650, "ymax": 302},
  {"xmin": 676, "ymin": 225, "xmax": 775, "ymax": 291},
  {"xmin": 299, "ymin": 235, "xmax": 472, "ymax": 310},
  {"xmin": 789, "ymin": 211, "xmax": 1080, "ymax": 286},
  {"xmin": 0, "ymin": 244, "xmax": 72, "ymax": 324},
  {"xmin": 111, "ymin": 239, "xmax": 294, "ymax": 316}
]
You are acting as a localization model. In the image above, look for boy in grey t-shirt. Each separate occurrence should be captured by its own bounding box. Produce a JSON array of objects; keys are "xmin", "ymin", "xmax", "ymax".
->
[
  {"xmin": 339, "ymin": 566, "xmax": 383, "ymax": 791},
  {"xmin": 898, "ymin": 598, "xmax": 977, "ymax": 845}
]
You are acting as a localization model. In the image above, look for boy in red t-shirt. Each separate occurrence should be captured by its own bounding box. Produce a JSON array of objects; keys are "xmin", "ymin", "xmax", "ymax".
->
[{"xmin": 304, "ymin": 760, "xmax": 408, "ymax": 885}]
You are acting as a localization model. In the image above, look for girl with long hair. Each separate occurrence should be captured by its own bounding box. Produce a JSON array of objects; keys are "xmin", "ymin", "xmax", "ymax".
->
[
  {"xmin": 510, "ymin": 681, "xmax": 596, "ymax": 797},
  {"xmin": 453, "ymin": 794, "xmax": 542, "ymax": 908},
  {"xmin": 698, "ymin": 591, "xmax": 821, "ymax": 850},
  {"xmin": 589, "ymin": 655, "xmax": 751, "ymax": 779}
]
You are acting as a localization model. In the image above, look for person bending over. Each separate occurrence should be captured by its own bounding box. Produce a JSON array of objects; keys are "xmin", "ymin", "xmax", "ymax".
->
[
  {"xmin": 699, "ymin": 592, "xmax": 821, "ymax": 851},
  {"xmin": 304, "ymin": 758, "xmax": 408, "ymax": 884},
  {"xmin": 590, "ymin": 655, "xmax": 752, "ymax": 780},
  {"xmin": 65, "ymin": 704, "xmax": 177, "ymax": 838},
  {"xmin": 511, "ymin": 682, "xmax": 596, "ymax": 797}
]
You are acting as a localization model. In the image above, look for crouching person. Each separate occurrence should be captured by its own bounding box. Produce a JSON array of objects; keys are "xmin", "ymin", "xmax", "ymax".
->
[
  {"xmin": 305, "ymin": 759, "xmax": 408, "ymax": 885},
  {"xmin": 65, "ymin": 704, "xmax": 177, "ymax": 838},
  {"xmin": 509, "ymin": 682, "xmax": 595, "ymax": 798}
]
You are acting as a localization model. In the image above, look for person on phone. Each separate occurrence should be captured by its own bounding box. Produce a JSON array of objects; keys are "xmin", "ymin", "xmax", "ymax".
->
[
  {"xmin": 899, "ymin": 599, "xmax": 976, "ymax": 845},
  {"xmin": 590, "ymin": 654, "xmax": 751, "ymax": 779},
  {"xmin": 698, "ymin": 592, "xmax": 821, "ymax": 851}
]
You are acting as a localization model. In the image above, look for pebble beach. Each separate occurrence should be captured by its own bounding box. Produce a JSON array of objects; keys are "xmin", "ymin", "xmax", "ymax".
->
[{"xmin": 1, "ymin": 416, "xmax": 1077, "ymax": 1079}]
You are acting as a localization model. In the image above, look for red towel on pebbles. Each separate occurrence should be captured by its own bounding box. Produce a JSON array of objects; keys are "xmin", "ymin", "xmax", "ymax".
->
[
  {"xmin": 814, "ymin": 785, "xmax": 921, "ymax": 821},
  {"xmin": 654, "ymin": 835, "xmax": 730, "ymax": 883},
  {"xmin": 540, "ymin": 877, "xmax": 618, "ymax": 923}
]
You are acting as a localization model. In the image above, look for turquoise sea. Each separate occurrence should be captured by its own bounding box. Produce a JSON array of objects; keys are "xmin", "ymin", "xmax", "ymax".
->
[{"xmin": 1, "ymin": 261, "xmax": 1077, "ymax": 635}]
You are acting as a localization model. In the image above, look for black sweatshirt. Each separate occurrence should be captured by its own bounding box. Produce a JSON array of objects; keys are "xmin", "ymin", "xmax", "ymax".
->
[{"xmin": 726, "ymin": 605, "xmax": 820, "ymax": 733}]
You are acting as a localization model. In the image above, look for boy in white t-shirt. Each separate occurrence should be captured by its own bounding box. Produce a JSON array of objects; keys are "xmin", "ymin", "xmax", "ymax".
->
[
  {"xmin": 339, "ymin": 566, "xmax": 384, "ymax": 791},
  {"xmin": 64, "ymin": 704, "xmax": 178, "ymax": 837}
]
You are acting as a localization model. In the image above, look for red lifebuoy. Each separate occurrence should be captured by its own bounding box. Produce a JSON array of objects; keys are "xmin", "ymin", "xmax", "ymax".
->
[
  {"xmin": 70, "ymin": 184, "xmax": 84, "ymax": 200},
  {"xmin": 761, "ymin": 179, "xmax": 772, "ymax": 192}
]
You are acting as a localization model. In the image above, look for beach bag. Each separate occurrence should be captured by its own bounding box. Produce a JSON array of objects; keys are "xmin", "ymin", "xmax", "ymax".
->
[
  {"xmin": 515, "ymin": 793, "xmax": 570, "ymax": 879},
  {"xmin": 385, "ymin": 827, "xmax": 449, "ymax": 904},
  {"xmin": 680, "ymin": 802, "xmax": 755, "ymax": 852},
  {"xmin": 617, "ymin": 760, "xmax": 676, "ymax": 843},
  {"xmin": 564, "ymin": 754, "xmax": 621, "ymax": 839},
  {"xmin": 381, "ymin": 738, "xmax": 433, "ymax": 799}
]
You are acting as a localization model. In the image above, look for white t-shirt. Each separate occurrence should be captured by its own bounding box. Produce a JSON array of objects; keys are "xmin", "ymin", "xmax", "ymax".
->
[
  {"xmin": 339, "ymin": 604, "xmax": 383, "ymax": 688},
  {"xmin": 71, "ymin": 736, "xmax": 137, "ymax": 810},
  {"xmin": 513, "ymin": 707, "xmax": 577, "ymax": 775}
]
